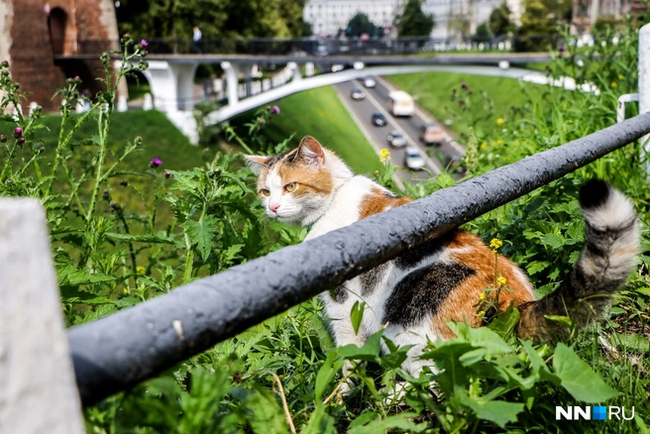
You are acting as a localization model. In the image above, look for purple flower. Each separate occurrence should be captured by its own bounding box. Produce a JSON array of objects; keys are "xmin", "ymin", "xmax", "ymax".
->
[
  {"xmin": 13, "ymin": 127, "xmax": 22, "ymax": 138},
  {"xmin": 165, "ymin": 171, "xmax": 171, "ymax": 179},
  {"xmin": 461, "ymin": 82, "xmax": 468, "ymax": 89},
  {"xmin": 272, "ymin": 105, "xmax": 280, "ymax": 115},
  {"xmin": 140, "ymin": 39, "xmax": 148, "ymax": 47},
  {"xmin": 17, "ymin": 137, "xmax": 25, "ymax": 145},
  {"xmin": 0, "ymin": 134, "xmax": 6, "ymax": 143},
  {"xmin": 120, "ymin": 180, "xmax": 128, "ymax": 187},
  {"xmin": 266, "ymin": 106, "xmax": 271, "ymax": 111},
  {"xmin": 150, "ymin": 157, "xmax": 163, "ymax": 168}
]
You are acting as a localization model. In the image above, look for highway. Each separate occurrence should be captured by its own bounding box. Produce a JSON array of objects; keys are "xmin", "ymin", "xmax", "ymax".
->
[{"xmin": 333, "ymin": 76, "xmax": 465, "ymax": 183}]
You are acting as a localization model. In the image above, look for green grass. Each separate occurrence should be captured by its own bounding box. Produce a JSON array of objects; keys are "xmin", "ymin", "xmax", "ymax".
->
[
  {"xmin": 386, "ymin": 72, "xmax": 549, "ymax": 139},
  {"xmin": 229, "ymin": 86, "xmax": 382, "ymax": 175},
  {"xmin": 35, "ymin": 110, "xmax": 204, "ymax": 172}
]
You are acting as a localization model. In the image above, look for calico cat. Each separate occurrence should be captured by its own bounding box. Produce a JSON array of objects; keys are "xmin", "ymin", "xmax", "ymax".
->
[{"xmin": 245, "ymin": 136, "xmax": 640, "ymax": 390}]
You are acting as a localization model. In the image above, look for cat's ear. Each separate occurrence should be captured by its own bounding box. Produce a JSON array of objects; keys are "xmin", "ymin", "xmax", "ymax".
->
[
  {"xmin": 244, "ymin": 155, "xmax": 270, "ymax": 175},
  {"xmin": 296, "ymin": 136, "xmax": 325, "ymax": 167}
]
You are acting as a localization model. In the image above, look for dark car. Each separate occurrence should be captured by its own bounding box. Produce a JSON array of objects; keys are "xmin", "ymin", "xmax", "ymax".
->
[
  {"xmin": 350, "ymin": 88, "xmax": 366, "ymax": 100},
  {"xmin": 372, "ymin": 112, "xmax": 387, "ymax": 127},
  {"xmin": 428, "ymin": 148, "xmax": 465, "ymax": 174},
  {"xmin": 419, "ymin": 123, "xmax": 445, "ymax": 146}
]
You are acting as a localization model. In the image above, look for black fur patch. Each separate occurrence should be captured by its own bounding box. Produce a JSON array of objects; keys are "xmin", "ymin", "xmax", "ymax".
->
[
  {"xmin": 395, "ymin": 233, "xmax": 455, "ymax": 270},
  {"xmin": 359, "ymin": 262, "xmax": 389, "ymax": 296},
  {"xmin": 579, "ymin": 179, "xmax": 610, "ymax": 210},
  {"xmin": 329, "ymin": 285, "xmax": 348, "ymax": 303},
  {"xmin": 383, "ymin": 262, "xmax": 475, "ymax": 327}
]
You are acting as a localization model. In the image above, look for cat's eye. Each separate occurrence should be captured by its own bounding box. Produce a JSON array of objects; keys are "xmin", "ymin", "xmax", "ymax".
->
[
  {"xmin": 260, "ymin": 188, "xmax": 270, "ymax": 197},
  {"xmin": 284, "ymin": 182, "xmax": 297, "ymax": 192}
]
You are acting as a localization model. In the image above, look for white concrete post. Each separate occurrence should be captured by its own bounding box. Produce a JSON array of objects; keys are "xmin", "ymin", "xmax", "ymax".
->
[
  {"xmin": 639, "ymin": 24, "xmax": 650, "ymax": 167},
  {"xmin": 242, "ymin": 63, "xmax": 254, "ymax": 98},
  {"xmin": 287, "ymin": 62, "xmax": 302, "ymax": 82},
  {"xmin": 117, "ymin": 94, "xmax": 128, "ymax": 112},
  {"xmin": 305, "ymin": 62, "xmax": 315, "ymax": 77},
  {"xmin": 171, "ymin": 63, "xmax": 199, "ymax": 111},
  {"xmin": 220, "ymin": 61, "xmax": 240, "ymax": 106},
  {"xmin": 0, "ymin": 199, "xmax": 84, "ymax": 434},
  {"xmin": 143, "ymin": 93, "xmax": 153, "ymax": 110}
]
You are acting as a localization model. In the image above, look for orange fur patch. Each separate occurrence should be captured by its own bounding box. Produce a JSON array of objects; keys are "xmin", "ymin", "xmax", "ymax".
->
[
  {"xmin": 430, "ymin": 231, "xmax": 535, "ymax": 338},
  {"xmin": 359, "ymin": 187, "xmax": 412, "ymax": 220},
  {"xmin": 277, "ymin": 164, "xmax": 333, "ymax": 196}
]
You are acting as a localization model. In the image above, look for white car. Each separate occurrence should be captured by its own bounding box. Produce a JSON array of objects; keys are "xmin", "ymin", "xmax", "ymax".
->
[
  {"xmin": 363, "ymin": 77, "xmax": 376, "ymax": 88},
  {"xmin": 404, "ymin": 146, "xmax": 426, "ymax": 170},
  {"xmin": 387, "ymin": 130, "xmax": 407, "ymax": 148}
]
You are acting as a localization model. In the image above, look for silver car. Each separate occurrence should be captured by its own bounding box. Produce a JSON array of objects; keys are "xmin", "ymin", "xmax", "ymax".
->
[
  {"xmin": 404, "ymin": 146, "xmax": 426, "ymax": 170},
  {"xmin": 387, "ymin": 130, "xmax": 407, "ymax": 148}
]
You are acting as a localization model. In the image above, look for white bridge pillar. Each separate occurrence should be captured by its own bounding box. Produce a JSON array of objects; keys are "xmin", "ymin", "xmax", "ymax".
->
[
  {"xmin": 139, "ymin": 60, "xmax": 198, "ymax": 112},
  {"xmin": 221, "ymin": 61, "xmax": 240, "ymax": 106}
]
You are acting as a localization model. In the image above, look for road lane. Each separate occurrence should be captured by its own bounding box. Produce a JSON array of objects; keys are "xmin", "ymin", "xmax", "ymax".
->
[{"xmin": 333, "ymin": 76, "xmax": 466, "ymax": 183}]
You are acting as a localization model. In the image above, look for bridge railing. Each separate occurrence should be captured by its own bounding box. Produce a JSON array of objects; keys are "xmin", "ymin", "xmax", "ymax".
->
[
  {"xmin": 68, "ymin": 34, "xmax": 564, "ymax": 57},
  {"xmin": 67, "ymin": 112, "xmax": 650, "ymax": 407}
]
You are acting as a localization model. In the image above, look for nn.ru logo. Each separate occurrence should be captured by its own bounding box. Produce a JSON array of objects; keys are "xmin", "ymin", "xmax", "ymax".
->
[{"xmin": 555, "ymin": 406, "xmax": 635, "ymax": 421}]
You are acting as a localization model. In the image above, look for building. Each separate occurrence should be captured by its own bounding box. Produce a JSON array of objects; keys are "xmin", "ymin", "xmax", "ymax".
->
[
  {"xmin": 304, "ymin": 0, "xmax": 404, "ymax": 37},
  {"xmin": 571, "ymin": 0, "xmax": 647, "ymax": 35},
  {"xmin": 304, "ymin": 0, "xmax": 523, "ymax": 41},
  {"xmin": 0, "ymin": 0, "xmax": 121, "ymax": 111}
]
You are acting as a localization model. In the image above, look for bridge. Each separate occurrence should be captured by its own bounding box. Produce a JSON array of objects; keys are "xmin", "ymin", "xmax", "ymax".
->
[{"xmin": 102, "ymin": 51, "xmax": 554, "ymax": 144}]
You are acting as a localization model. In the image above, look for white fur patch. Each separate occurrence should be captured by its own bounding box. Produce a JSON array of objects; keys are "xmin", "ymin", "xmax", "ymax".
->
[{"xmin": 582, "ymin": 188, "xmax": 636, "ymax": 230}]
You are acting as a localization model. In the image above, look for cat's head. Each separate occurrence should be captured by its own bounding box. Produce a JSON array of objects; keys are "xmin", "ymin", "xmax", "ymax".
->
[{"xmin": 245, "ymin": 136, "xmax": 352, "ymax": 226}]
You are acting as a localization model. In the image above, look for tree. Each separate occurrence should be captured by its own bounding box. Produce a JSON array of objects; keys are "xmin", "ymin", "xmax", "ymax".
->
[
  {"xmin": 345, "ymin": 13, "xmax": 376, "ymax": 38},
  {"xmin": 472, "ymin": 22, "xmax": 492, "ymax": 43},
  {"xmin": 115, "ymin": 0, "xmax": 307, "ymax": 40},
  {"xmin": 514, "ymin": 0, "xmax": 572, "ymax": 51},
  {"xmin": 489, "ymin": 2, "xmax": 515, "ymax": 37},
  {"xmin": 394, "ymin": 0, "xmax": 435, "ymax": 37}
]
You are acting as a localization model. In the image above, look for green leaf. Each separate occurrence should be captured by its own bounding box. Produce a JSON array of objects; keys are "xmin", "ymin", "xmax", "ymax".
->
[
  {"xmin": 350, "ymin": 301, "xmax": 366, "ymax": 335},
  {"xmin": 544, "ymin": 315, "xmax": 573, "ymax": 329},
  {"xmin": 611, "ymin": 332, "xmax": 650, "ymax": 352},
  {"xmin": 458, "ymin": 392, "xmax": 524, "ymax": 428},
  {"xmin": 181, "ymin": 215, "xmax": 218, "ymax": 262},
  {"xmin": 526, "ymin": 261, "xmax": 549, "ymax": 275},
  {"xmin": 339, "ymin": 330, "xmax": 382, "ymax": 363},
  {"xmin": 488, "ymin": 304, "xmax": 520, "ymax": 340},
  {"xmin": 57, "ymin": 263, "xmax": 116, "ymax": 288},
  {"xmin": 553, "ymin": 343, "xmax": 620, "ymax": 403},
  {"xmin": 314, "ymin": 352, "xmax": 343, "ymax": 401},
  {"xmin": 348, "ymin": 413, "xmax": 427, "ymax": 434},
  {"xmin": 302, "ymin": 405, "xmax": 336, "ymax": 434},
  {"xmin": 540, "ymin": 233, "xmax": 565, "ymax": 249}
]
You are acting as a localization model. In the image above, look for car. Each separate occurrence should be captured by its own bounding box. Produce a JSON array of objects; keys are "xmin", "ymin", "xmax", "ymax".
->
[
  {"xmin": 404, "ymin": 146, "xmax": 426, "ymax": 170},
  {"xmin": 386, "ymin": 130, "xmax": 407, "ymax": 148},
  {"xmin": 371, "ymin": 112, "xmax": 387, "ymax": 127},
  {"xmin": 428, "ymin": 148, "xmax": 466, "ymax": 174},
  {"xmin": 363, "ymin": 77, "xmax": 376, "ymax": 88},
  {"xmin": 331, "ymin": 64, "xmax": 345, "ymax": 72},
  {"xmin": 350, "ymin": 88, "xmax": 366, "ymax": 100},
  {"xmin": 419, "ymin": 123, "xmax": 445, "ymax": 146}
]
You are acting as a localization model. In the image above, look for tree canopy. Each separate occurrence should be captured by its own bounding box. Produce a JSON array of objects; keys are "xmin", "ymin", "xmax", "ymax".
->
[
  {"xmin": 345, "ymin": 13, "xmax": 376, "ymax": 38},
  {"xmin": 489, "ymin": 2, "xmax": 515, "ymax": 37},
  {"xmin": 115, "ymin": 0, "xmax": 307, "ymax": 39},
  {"xmin": 394, "ymin": 0, "xmax": 435, "ymax": 37}
]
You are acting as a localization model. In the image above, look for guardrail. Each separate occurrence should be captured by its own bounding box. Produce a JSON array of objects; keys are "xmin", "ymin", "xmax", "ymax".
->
[{"xmin": 68, "ymin": 111, "xmax": 650, "ymax": 406}]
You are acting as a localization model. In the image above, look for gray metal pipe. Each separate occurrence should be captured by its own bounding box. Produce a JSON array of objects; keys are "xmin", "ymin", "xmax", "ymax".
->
[{"xmin": 68, "ymin": 111, "xmax": 650, "ymax": 406}]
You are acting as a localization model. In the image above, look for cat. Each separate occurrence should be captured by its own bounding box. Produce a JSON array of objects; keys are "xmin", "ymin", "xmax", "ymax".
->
[{"xmin": 245, "ymin": 135, "xmax": 640, "ymax": 393}]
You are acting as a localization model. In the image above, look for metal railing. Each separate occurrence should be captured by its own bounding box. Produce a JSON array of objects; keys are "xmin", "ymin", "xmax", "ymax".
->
[
  {"xmin": 66, "ymin": 34, "xmax": 562, "ymax": 57},
  {"xmin": 68, "ymin": 111, "xmax": 650, "ymax": 406}
]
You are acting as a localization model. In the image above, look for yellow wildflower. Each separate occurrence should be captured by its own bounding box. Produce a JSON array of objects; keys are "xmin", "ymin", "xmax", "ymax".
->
[
  {"xmin": 489, "ymin": 238, "xmax": 503, "ymax": 250},
  {"xmin": 122, "ymin": 288, "xmax": 129, "ymax": 295},
  {"xmin": 136, "ymin": 265, "xmax": 146, "ymax": 275},
  {"xmin": 380, "ymin": 148, "xmax": 391, "ymax": 163},
  {"xmin": 480, "ymin": 142, "xmax": 487, "ymax": 150},
  {"xmin": 496, "ymin": 118, "xmax": 505, "ymax": 126},
  {"xmin": 497, "ymin": 276, "xmax": 507, "ymax": 287},
  {"xmin": 611, "ymin": 81, "xmax": 618, "ymax": 89},
  {"xmin": 478, "ymin": 292, "xmax": 486, "ymax": 301},
  {"xmin": 618, "ymin": 74, "xmax": 625, "ymax": 80}
]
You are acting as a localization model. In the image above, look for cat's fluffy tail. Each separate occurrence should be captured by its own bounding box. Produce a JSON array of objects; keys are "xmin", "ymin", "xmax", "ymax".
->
[{"xmin": 517, "ymin": 179, "xmax": 640, "ymax": 341}]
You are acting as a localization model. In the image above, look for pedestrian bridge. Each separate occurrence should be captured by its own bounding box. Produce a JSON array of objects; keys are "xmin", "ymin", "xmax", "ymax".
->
[{"xmin": 109, "ymin": 51, "xmax": 563, "ymax": 144}]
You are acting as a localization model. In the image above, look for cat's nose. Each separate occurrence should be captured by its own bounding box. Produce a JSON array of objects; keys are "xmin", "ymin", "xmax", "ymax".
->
[{"xmin": 269, "ymin": 203, "xmax": 280, "ymax": 213}]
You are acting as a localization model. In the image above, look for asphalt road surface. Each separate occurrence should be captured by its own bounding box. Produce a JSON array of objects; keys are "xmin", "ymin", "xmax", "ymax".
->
[{"xmin": 334, "ymin": 75, "xmax": 465, "ymax": 184}]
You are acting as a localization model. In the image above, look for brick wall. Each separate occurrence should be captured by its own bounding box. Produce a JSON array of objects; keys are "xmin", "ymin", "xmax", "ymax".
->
[{"xmin": 2, "ymin": 0, "xmax": 119, "ymax": 111}]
